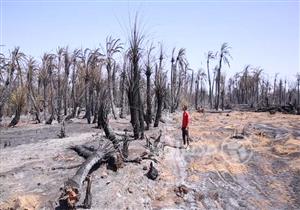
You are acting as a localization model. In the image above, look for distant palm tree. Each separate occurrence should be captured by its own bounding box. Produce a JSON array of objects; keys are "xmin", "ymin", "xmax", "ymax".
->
[
  {"xmin": 105, "ymin": 36, "xmax": 123, "ymax": 119},
  {"xmin": 206, "ymin": 51, "xmax": 216, "ymax": 109},
  {"xmin": 252, "ymin": 67, "xmax": 263, "ymax": 105},
  {"xmin": 195, "ymin": 68, "xmax": 206, "ymax": 109},
  {"xmin": 27, "ymin": 57, "xmax": 41, "ymax": 123},
  {"xmin": 56, "ymin": 47, "xmax": 64, "ymax": 122},
  {"xmin": 215, "ymin": 43, "xmax": 231, "ymax": 110}
]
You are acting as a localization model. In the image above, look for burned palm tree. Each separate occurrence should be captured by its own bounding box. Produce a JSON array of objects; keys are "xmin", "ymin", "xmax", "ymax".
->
[
  {"xmin": 45, "ymin": 54, "xmax": 57, "ymax": 124},
  {"xmin": 126, "ymin": 16, "xmax": 145, "ymax": 139},
  {"xmin": 62, "ymin": 48, "xmax": 72, "ymax": 116},
  {"xmin": 0, "ymin": 53, "xmax": 10, "ymax": 123},
  {"xmin": 1, "ymin": 48, "xmax": 25, "ymax": 124},
  {"xmin": 154, "ymin": 46, "xmax": 167, "ymax": 127},
  {"xmin": 119, "ymin": 54, "xmax": 127, "ymax": 119},
  {"xmin": 85, "ymin": 48, "xmax": 103, "ymax": 124},
  {"xmin": 8, "ymin": 87, "xmax": 27, "ymax": 127},
  {"xmin": 215, "ymin": 43, "xmax": 231, "ymax": 110},
  {"xmin": 273, "ymin": 73, "xmax": 279, "ymax": 105},
  {"xmin": 26, "ymin": 57, "xmax": 41, "ymax": 123},
  {"xmin": 105, "ymin": 36, "xmax": 123, "ymax": 119},
  {"xmin": 56, "ymin": 47, "xmax": 64, "ymax": 122},
  {"xmin": 253, "ymin": 67, "xmax": 263, "ymax": 106},
  {"xmin": 145, "ymin": 44, "xmax": 154, "ymax": 129},
  {"xmin": 200, "ymin": 69, "xmax": 207, "ymax": 106},
  {"xmin": 195, "ymin": 69, "xmax": 206, "ymax": 109},
  {"xmin": 170, "ymin": 48, "xmax": 186, "ymax": 112},
  {"xmin": 206, "ymin": 51, "xmax": 216, "ymax": 109},
  {"xmin": 66, "ymin": 48, "xmax": 82, "ymax": 120}
]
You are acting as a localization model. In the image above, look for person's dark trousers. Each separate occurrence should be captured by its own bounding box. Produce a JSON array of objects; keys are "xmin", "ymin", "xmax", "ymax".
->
[{"xmin": 182, "ymin": 127, "xmax": 189, "ymax": 145}]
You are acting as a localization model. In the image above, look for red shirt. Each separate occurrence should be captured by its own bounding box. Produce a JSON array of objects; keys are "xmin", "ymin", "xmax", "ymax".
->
[{"xmin": 182, "ymin": 111, "xmax": 190, "ymax": 128}]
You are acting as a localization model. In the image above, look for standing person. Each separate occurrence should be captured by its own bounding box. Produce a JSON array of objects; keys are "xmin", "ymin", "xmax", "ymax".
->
[{"xmin": 182, "ymin": 105, "xmax": 190, "ymax": 147}]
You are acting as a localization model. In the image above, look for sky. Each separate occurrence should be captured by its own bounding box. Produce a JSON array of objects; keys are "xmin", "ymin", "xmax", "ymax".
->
[{"xmin": 1, "ymin": 0, "xmax": 299, "ymax": 82}]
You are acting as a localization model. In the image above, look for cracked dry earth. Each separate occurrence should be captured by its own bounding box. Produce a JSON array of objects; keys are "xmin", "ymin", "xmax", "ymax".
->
[{"xmin": 0, "ymin": 111, "xmax": 299, "ymax": 210}]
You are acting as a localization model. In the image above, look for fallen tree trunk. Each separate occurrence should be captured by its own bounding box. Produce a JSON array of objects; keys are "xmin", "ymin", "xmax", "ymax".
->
[
  {"xmin": 58, "ymin": 142, "xmax": 114, "ymax": 209},
  {"xmin": 255, "ymin": 103, "xmax": 298, "ymax": 115},
  {"xmin": 206, "ymin": 110, "xmax": 232, "ymax": 114}
]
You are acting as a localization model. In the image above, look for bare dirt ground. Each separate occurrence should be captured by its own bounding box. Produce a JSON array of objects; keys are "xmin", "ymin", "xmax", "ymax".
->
[{"xmin": 0, "ymin": 111, "xmax": 299, "ymax": 210}]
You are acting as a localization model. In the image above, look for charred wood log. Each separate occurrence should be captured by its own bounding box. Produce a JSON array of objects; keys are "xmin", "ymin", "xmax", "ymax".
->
[
  {"xmin": 70, "ymin": 145, "xmax": 94, "ymax": 159},
  {"xmin": 82, "ymin": 175, "xmax": 92, "ymax": 209},
  {"xmin": 256, "ymin": 103, "xmax": 298, "ymax": 114},
  {"xmin": 51, "ymin": 164, "xmax": 81, "ymax": 171},
  {"xmin": 58, "ymin": 142, "xmax": 114, "ymax": 209}
]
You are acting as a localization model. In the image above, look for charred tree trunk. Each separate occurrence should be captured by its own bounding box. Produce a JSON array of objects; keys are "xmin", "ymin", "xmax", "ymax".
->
[
  {"xmin": 46, "ymin": 66, "xmax": 55, "ymax": 124},
  {"xmin": 82, "ymin": 175, "xmax": 92, "ymax": 209},
  {"xmin": 98, "ymin": 92, "xmax": 120, "ymax": 147},
  {"xmin": 57, "ymin": 61, "xmax": 62, "ymax": 123},
  {"xmin": 138, "ymin": 92, "xmax": 145, "ymax": 138},
  {"xmin": 154, "ymin": 52, "xmax": 166, "ymax": 127},
  {"xmin": 0, "ymin": 104, "xmax": 4, "ymax": 124},
  {"xmin": 84, "ymin": 68, "xmax": 91, "ymax": 123},
  {"xmin": 119, "ymin": 67, "xmax": 125, "ymax": 119},
  {"xmin": 195, "ymin": 79, "xmax": 199, "ymax": 109},
  {"xmin": 154, "ymin": 92, "xmax": 163, "ymax": 127},
  {"xmin": 43, "ymin": 79, "xmax": 48, "ymax": 121},
  {"xmin": 29, "ymin": 92, "xmax": 41, "ymax": 123},
  {"xmin": 215, "ymin": 54, "xmax": 222, "ymax": 110},
  {"xmin": 87, "ymin": 85, "xmax": 93, "ymax": 124},
  {"xmin": 63, "ymin": 57, "xmax": 71, "ymax": 116},
  {"xmin": 207, "ymin": 58, "xmax": 213, "ymax": 109},
  {"xmin": 145, "ymin": 66, "xmax": 152, "ymax": 130},
  {"xmin": 8, "ymin": 105, "xmax": 22, "ymax": 127},
  {"xmin": 107, "ymin": 62, "xmax": 117, "ymax": 119}
]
